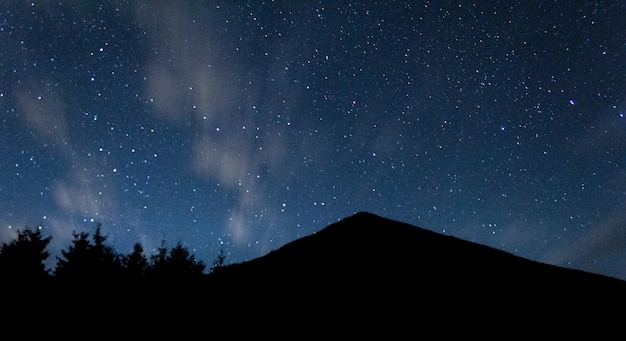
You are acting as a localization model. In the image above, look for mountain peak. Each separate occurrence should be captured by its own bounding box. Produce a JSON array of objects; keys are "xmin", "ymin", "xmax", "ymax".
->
[{"xmin": 219, "ymin": 211, "xmax": 626, "ymax": 286}]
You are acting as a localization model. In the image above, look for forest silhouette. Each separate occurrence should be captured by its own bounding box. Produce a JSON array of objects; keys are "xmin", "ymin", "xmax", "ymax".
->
[
  {"xmin": 0, "ymin": 223, "xmax": 220, "ymax": 285},
  {"xmin": 1, "ymin": 222, "xmax": 228, "ymax": 333},
  {"xmin": 2, "ymin": 212, "xmax": 625, "ymax": 335}
]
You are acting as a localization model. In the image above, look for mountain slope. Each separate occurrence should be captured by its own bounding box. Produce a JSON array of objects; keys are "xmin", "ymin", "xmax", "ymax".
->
[
  {"xmin": 208, "ymin": 212, "xmax": 626, "ymax": 319},
  {"xmin": 9, "ymin": 212, "xmax": 623, "ymax": 335}
]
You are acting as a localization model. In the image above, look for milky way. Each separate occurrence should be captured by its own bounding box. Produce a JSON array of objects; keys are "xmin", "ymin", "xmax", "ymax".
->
[{"xmin": 1, "ymin": 1, "xmax": 625, "ymax": 280}]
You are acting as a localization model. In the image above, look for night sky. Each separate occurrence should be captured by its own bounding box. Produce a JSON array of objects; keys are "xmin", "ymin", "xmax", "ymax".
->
[{"xmin": 1, "ymin": 1, "xmax": 625, "ymax": 280}]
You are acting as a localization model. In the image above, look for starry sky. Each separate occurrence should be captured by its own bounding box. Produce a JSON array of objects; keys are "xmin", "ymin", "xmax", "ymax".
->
[{"xmin": 1, "ymin": 1, "xmax": 625, "ymax": 280}]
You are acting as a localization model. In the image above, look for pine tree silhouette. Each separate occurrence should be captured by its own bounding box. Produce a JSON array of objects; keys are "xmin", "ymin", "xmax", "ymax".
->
[
  {"xmin": 54, "ymin": 223, "xmax": 124, "ymax": 281},
  {"xmin": 148, "ymin": 240, "xmax": 206, "ymax": 280},
  {"xmin": 0, "ymin": 227, "xmax": 51, "ymax": 283},
  {"xmin": 123, "ymin": 242, "xmax": 149, "ymax": 278},
  {"xmin": 211, "ymin": 247, "xmax": 226, "ymax": 273}
]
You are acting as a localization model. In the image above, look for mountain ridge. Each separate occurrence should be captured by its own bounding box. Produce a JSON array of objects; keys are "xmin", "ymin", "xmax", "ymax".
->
[
  {"xmin": 8, "ymin": 211, "xmax": 624, "ymax": 335},
  {"xmin": 209, "ymin": 211, "xmax": 625, "ymax": 298},
  {"xmin": 215, "ymin": 211, "xmax": 624, "ymax": 283},
  {"xmin": 194, "ymin": 211, "xmax": 624, "ymax": 332}
]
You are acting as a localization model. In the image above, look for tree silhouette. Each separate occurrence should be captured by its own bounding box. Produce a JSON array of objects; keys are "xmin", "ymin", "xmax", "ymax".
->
[
  {"xmin": 91, "ymin": 224, "xmax": 123, "ymax": 277},
  {"xmin": 123, "ymin": 242, "xmax": 149, "ymax": 278},
  {"xmin": 0, "ymin": 227, "xmax": 51, "ymax": 282},
  {"xmin": 211, "ymin": 247, "xmax": 226, "ymax": 273},
  {"xmin": 148, "ymin": 239, "xmax": 169, "ymax": 277},
  {"xmin": 148, "ymin": 240, "xmax": 206, "ymax": 279},
  {"xmin": 54, "ymin": 231, "xmax": 90, "ymax": 279},
  {"xmin": 169, "ymin": 241, "xmax": 206, "ymax": 275},
  {"xmin": 0, "ymin": 220, "xmax": 220, "ymax": 291},
  {"xmin": 54, "ymin": 223, "xmax": 124, "ymax": 281}
]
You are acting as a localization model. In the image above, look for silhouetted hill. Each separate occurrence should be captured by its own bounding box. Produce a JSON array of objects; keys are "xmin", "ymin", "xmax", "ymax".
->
[
  {"xmin": 207, "ymin": 212, "xmax": 625, "ymax": 328},
  {"xmin": 213, "ymin": 212, "xmax": 625, "ymax": 285},
  {"xmin": 8, "ymin": 212, "xmax": 625, "ymax": 335}
]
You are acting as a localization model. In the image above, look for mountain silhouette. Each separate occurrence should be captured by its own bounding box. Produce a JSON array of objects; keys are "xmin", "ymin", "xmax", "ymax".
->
[
  {"xmin": 206, "ymin": 212, "xmax": 625, "ymax": 330},
  {"xmin": 212, "ymin": 211, "xmax": 625, "ymax": 288},
  {"xmin": 8, "ymin": 212, "xmax": 625, "ymax": 335}
]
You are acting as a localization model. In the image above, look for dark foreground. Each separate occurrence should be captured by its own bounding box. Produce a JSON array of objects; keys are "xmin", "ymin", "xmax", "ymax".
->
[{"xmin": 6, "ymin": 212, "xmax": 625, "ymax": 335}]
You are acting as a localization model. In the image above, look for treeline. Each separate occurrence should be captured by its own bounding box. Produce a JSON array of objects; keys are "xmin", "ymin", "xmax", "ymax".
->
[{"xmin": 0, "ymin": 223, "xmax": 226, "ymax": 284}]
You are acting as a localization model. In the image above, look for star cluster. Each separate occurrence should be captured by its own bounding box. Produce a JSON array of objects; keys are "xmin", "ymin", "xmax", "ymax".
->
[{"xmin": 1, "ymin": 1, "xmax": 625, "ymax": 280}]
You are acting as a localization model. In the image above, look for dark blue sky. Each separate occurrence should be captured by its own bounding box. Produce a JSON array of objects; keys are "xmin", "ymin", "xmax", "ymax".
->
[{"xmin": 1, "ymin": 1, "xmax": 625, "ymax": 280}]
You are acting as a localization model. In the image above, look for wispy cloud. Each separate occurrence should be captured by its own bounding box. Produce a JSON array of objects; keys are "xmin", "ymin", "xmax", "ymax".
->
[
  {"xmin": 134, "ymin": 3, "xmax": 297, "ymax": 248},
  {"xmin": 14, "ymin": 80, "xmax": 70, "ymax": 153},
  {"xmin": 542, "ymin": 211, "xmax": 626, "ymax": 280}
]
